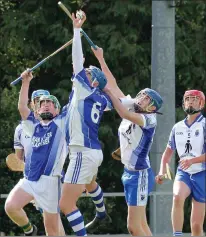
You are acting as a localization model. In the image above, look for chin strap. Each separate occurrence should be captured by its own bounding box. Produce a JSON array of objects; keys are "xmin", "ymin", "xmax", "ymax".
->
[
  {"xmin": 184, "ymin": 106, "xmax": 203, "ymax": 115},
  {"xmin": 134, "ymin": 104, "xmax": 163, "ymax": 115},
  {"xmin": 39, "ymin": 112, "xmax": 53, "ymax": 120}
]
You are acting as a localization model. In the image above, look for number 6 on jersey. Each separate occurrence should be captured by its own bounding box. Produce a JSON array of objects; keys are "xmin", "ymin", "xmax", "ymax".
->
[{"xmin": 91, "ymin": 102, "xmax": 101, "ymax": 123}]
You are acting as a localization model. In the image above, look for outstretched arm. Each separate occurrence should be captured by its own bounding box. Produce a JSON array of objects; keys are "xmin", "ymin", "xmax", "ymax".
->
[
  {"xmin": 91, "ymin": 47, "xmax": 125, "ymax": 98},
  {"xmin": 103, "ymin": 86, "xmax": 144, "ymax": 126},
  {"xmin": 18, "ymin": 70, "xmax": 33, "ymax": 120},
  {"xmin": 72, "ymin": 12, "xmax": 86, "ymax": 75}
]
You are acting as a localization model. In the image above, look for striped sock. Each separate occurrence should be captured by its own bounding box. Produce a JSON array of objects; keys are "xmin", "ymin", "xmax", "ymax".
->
[
  {"xmin": 66, "ymin": 209, "xmax": 87, "ymax": 236},
  {"xmin": 89, "ymin": 185, "xmax": 106, "ymax": 219},
  {"xmin": 21, "ymin": 222, "xmax": 33, "ymax": 234},
  {"xmin": 173, "ymin": 231, "xmax": 182, "ymax": 236}
]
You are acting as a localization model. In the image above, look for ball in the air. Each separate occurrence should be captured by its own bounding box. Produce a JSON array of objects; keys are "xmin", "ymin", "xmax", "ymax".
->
[{"xmin": 76, "ymin": 10, "xmax": 84, "ymax": 20}]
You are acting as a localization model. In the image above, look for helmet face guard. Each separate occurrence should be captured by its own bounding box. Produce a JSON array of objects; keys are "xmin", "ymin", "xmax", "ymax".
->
[
  {"xmin": 31, "ymin": 90, "xmax": 50, "ymax": 101},
  {"xmin": 38, "ymin": 95, "xmax": 61, "ymax": 120},
  {"xmin": 86, "ymin": 66, "xmax": 107, "ymax": 90},
  {"xmin": 31, "ymin": 90, "xmax": 50, "ymax": 112},
  {"xmin": 135, "ymin": 88, "xmax": 163, "ymax": 113},
  {"xmin": 183, "ymin": 90, "xmax": 205, "ymax": 115}
]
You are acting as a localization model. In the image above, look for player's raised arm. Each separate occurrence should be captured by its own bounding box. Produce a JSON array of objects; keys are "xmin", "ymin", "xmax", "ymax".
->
[
  {"xmin": 72, "ymin": 11, "xmax": 86, "ymax": 75},
  {"xmin": 91, "ymin": 46, "xmax": 125, "ymax": 98},
  {"xmin": 18, "ymin": 69, "xmax": 33, "ymax": 120},
  {"xmin": 103, "ymin": 86, "xmax": 145, "ymax": 126}
]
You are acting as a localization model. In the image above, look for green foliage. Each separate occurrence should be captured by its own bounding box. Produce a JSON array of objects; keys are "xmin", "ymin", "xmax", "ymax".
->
[{"xmin": 0, "ymin": 0, "xmax": 205, "ymax": 235}]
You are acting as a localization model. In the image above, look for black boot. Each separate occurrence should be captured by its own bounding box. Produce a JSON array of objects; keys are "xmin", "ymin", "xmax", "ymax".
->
[{"xmin": 85, "ymin": 213, "xmax": 112, "ymax": 233}]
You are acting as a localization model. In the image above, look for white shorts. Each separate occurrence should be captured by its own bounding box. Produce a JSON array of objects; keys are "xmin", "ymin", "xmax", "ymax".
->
[
  {"xmin": 64, "ymin": 146, "xmax": 103, "ymax": 184},
  {"xmin": 16, "ymin": 175, "xmax": 61, "ymax": 213}
]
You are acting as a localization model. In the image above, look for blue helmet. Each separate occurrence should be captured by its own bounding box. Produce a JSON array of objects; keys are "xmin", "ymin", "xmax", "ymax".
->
[
  {"xmin": 31, "ymin": 89, "xmax": 50, "ymax": 101},
  {"xmin": 86, "ymin": 66, "xmax": 107, "ymax": 90},
  {"xmin": 142, "ymin": 88, "xmax": 163, "ymax": 111}
]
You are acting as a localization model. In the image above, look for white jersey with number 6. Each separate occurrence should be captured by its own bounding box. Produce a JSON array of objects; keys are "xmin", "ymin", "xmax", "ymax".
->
[{"xmin": 66, "ymin": 69, "xmax": 112, "ymax": 150}]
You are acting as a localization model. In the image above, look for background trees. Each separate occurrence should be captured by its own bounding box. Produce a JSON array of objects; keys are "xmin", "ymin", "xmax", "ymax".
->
[{"xmin": 0, "ymin": 0, "xmax": 205, "ymax": 235}]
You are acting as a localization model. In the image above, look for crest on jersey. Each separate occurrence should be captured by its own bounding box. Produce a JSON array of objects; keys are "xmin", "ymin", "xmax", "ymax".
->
[{"xmin": 195, "ymin": 130, "xmax": 199, "ymax": 137}]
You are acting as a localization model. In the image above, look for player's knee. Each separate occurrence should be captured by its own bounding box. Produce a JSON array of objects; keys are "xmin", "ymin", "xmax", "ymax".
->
[
  {"xmin": 173, "ymin": 194, "xmax": 185, "ymax": 206},
  {"xmin": 191, "ymin": 222, "xmax": 203, "ymax": 234},
  {"xmin": 4, "ymin": 199, "xmax": 17, "ymax": 214}
]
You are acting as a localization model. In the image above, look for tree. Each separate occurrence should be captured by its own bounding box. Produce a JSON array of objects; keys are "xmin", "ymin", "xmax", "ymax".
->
[{"xmin": 0, "ymin": 0, "xmax": 205, "ymax": 235}]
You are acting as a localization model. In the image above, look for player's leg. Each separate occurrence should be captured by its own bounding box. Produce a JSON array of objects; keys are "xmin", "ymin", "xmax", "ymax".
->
[
  {"xmin": 5, "ymin": 180, "xmax": 37, "ymax": 235},
  {"xmin": 61, "ymin": 148, "xmax": 103, "ymax": 236},
  {"xmin": 190, "ymin": 199, "xmax": 205, "ymax": 236},
  {"xmin": 60, "ymin": 182, "xmax": 86, "ymax": 236},
  {"xmin": 127, "ymin": 206, "xmax": 147, "ymax": 236},
  {"xmin": 86, "ymin": 177, "xmax": 106, "ymax": 219},
  {"xmin": 122, "ymin": 168, "xmax": 153, "ymax": 236},
  {"xmin": 37, "ymin": 207, "xmax": 65, "ymax": 236},
  {"xmin": 190, "ymin": 171, "xmax": 206, "ymax": 236},
  {"xmin": 172, "ymin": 170, "xmax": 191, "ymax": 236},
  {"xmin": 43, "ymin": 211, "xmax": 59, "ymax": 236},
  {"xmin": 141, "ymin": 209, "xmax": 152, "ymax": 236},
  {"xmin": 60, "ymin": 150, "xmax": 89, "ymax": 236},
  {"xmin": 33, "ymin": 175, "xmax": 63, "ymax": 236},
  {"xmin": 58, "ymin": 214, "xmax": 66, "ymax": 236},
  {"xmin": 85, "ymin": 178, "xmax": 112, "ymax": 233}
]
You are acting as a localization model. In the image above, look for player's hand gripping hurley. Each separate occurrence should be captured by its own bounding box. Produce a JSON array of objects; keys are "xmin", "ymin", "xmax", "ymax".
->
[
  {"xmin": 10, "ymin": 37, "xmax": 77, "ymax": 86},
  {"xmin": 58, "ymin": 2, "xmax": 97, "ymax": 50}
]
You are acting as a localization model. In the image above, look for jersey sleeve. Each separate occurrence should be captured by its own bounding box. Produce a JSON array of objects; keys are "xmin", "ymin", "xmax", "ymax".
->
[
  {"xmin": 102, "ymin": 92, "xmax": 113, "ymax": 111},
  {"xmin": 14, "ymin": 124, "xmax": 23, "ymax": 149},
  {"xmin": 141, "ymin": 114, "xmax": 157, "ymax": 129},
  {"xmin": 54, "ymin": 105, "xmax": 70, "ymax": 135},
  {"xmin": 21, "ymin": 111, "xmax": 36, "ymax": 137},
  {"xmin": 167, "ymin": 126, "xmax": 176, "ymax": 150},
  {"xmin": 119, "ymin": 95, "xmax": 135, "ymax": 109},
  {"xmin": 74, "ymin": 69, "xmax": 92, "ymax": 90},
  {"xmin": 72, "ymin": 28, "xmax": 84, "ymax": 75}
]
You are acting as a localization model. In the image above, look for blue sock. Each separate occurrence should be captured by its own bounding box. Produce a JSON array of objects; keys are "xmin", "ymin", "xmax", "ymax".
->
[
  {"xmin": 89, "ymin": 185, "xmax": 106, "ymax": 219},
  {"xmin": 66, "ymin": 209, "xmax": 87, "ymax": 236},
  {"xmin": 173, "ymin": 231, "xmax": 182, "ymax": 236}
]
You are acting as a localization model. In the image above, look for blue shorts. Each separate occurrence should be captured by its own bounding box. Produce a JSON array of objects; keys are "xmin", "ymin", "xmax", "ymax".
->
[
  {"xmin": 121, "ymin": 167, "xmax": 155, "ymax": 206},
  {"xmin": 175, "ymin": 169, "xmax": 206, "ymax": 203}
]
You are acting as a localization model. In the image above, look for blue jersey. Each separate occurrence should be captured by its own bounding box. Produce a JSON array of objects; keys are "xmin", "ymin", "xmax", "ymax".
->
[
  {"xmin": 66, "ymin": 69, "xmax": 112, "ymax": 149},
  {"xmin": 22, "ymin": 108, "xmax": 69, "ymax": 181}
]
